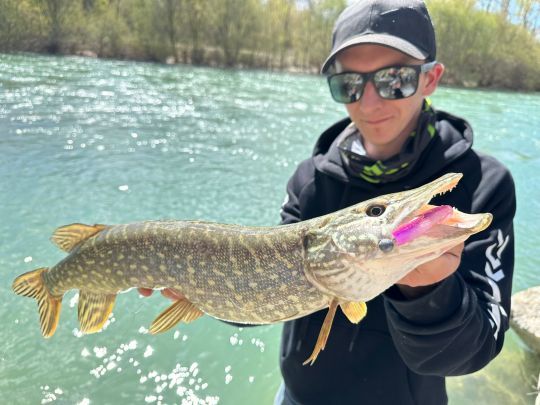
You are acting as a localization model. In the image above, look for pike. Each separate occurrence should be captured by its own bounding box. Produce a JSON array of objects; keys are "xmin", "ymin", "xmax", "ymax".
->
[{"xmin": 12, "ymin": 173, "xmax": 492, "ymax": 365}]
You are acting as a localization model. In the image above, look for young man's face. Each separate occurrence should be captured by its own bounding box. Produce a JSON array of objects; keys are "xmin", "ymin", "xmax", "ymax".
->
[{"xmin": 336, "ymin": 44, "xmax": 443, "ymax": 160}]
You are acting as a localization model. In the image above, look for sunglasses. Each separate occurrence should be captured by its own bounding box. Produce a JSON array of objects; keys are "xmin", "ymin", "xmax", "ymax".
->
[{"xmin": 327, "ymin": 61, "xmax": 437, "ymax": 104}]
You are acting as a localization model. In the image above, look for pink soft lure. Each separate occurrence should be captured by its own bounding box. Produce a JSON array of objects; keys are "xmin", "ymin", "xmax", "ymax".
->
[{"xmin": 392, "ymin": 205, "xmax": 453, "ymax": 246}]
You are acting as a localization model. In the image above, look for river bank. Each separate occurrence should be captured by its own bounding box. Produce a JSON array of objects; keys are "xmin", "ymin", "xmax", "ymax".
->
[
  {"xmin": 2, "ymin": 0, "xmax": 540, "ymax": 92},
  {"xmin": 6, "ymin": 48, "xmax": 539, "ymax": 93}
]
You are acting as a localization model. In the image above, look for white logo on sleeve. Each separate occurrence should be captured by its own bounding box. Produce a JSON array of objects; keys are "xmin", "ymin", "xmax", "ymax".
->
[
  {"xmin": 279, "ymin": 194, "xmax": 289, "ymax": 216},
  {"xmin": 484, "ymin": 229, "xmax": 509, "ymax": 339}
]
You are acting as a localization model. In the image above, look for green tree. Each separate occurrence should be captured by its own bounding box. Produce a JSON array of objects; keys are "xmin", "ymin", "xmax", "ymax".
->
[
  {"xmin": 82, "ymin": 0, "xmax": 131, "ymax": 58},
  {"xmin": 123, "ymin": 0, "xmax": 169, "ymax": 61},
  {"xmin": 259, "ymin": 0, "xmax": 296, "ymax": 69},
  {"xmin": 212, "ymin": 0, "xmax": 261, "ymax": 67},
  {"xmin": 0, "ymin": 0, "xmax": 43, "ymax": 51},
  {"xmin": 295, "ymin": 0, "xmax": 346, "ymax": 71},
  {"xmin": 163, "ymin": 0, "xmax": 181, "ymax": 58},
  {"xmin": 516, "ymin": 0, "xmax": 540, "ymax": 31},
  {"xmin": 35, "ymin": 0, "xmax": 80, "ymax": 53},
  {"xmin": 176, "ymin": 0, "xmax": 212, "ymax": 64},
  {"xmin": 427, "ymin": 0, "xmax": 540, "ymax": 90}
]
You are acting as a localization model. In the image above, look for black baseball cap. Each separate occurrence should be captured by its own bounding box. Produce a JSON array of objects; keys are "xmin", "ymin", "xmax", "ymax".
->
[{"xmin": 321, "ymin": 0, "xmax": 437, "ymax": 74}]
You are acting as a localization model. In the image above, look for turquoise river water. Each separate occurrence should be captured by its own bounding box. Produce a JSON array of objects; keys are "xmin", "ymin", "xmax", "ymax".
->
[{"xmin": 1, "ymin": 53, "xmax": 539, "ymax": 404}]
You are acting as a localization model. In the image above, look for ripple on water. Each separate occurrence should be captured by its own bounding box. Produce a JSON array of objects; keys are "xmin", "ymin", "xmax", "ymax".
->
[{"xmin": 1, "ymin": 53, "xmax": 539, "ymax": 404}]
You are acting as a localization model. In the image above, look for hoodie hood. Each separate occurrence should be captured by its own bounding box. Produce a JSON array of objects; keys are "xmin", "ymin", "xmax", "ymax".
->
[{"xmin": 312, "ymin": 108, "xmax": 474, "ymax": 190}]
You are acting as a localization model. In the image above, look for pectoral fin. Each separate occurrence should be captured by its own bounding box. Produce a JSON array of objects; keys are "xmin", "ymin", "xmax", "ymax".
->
[
  {"xmin": 78, "ymin": 290, "xmax": 116, "ymax": 333},
  {"xmin": 303, "ymin": 298, "xmax": 339, "ymax": 366},
  {"xmin": 51, "ymin": 223, "xmax": 108, "ymax": 252},
  {"xmin": 149, "ymin": 299, "xmax": 204, "ymax": 334},
  {"xmin": 340, "ymin": 301, "xmax": 367, "ymax": 324}
]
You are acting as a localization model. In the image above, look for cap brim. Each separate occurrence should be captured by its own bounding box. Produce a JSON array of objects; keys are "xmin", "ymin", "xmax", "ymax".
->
[{"xmin": 321, "ymin": 34, "xmax": 428, "ymax": 74}]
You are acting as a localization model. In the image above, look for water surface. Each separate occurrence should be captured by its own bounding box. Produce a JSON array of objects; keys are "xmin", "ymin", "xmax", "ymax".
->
[{"xmin": 1, "ymin": 53, "xmax": 539, "ymax": 404}]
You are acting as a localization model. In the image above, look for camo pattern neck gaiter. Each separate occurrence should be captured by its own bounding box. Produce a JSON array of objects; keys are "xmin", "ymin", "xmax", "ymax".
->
[{"xmin": 338, "ymin": 100, "xmax": 437, "ymax": 184}]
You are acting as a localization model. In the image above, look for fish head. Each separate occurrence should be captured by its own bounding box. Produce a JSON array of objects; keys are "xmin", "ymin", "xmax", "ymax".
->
[{"xmin": 303, "ymin": 172, "xmax": 492, "ymax": 302}]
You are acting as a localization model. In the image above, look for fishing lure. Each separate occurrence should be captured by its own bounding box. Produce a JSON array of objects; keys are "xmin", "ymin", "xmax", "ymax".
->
[{"xmin": 392, "ymin": 205, "xmax": 453, "ymax": 246}]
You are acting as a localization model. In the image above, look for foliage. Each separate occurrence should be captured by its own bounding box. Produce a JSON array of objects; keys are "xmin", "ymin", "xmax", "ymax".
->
[
  {"xmin": 0, "ymin": 0, "xmax": 539, "ymax": 90},
  {"xmin": 427, "ymin": 0, "xmax": 540, "ymax": 90},
  {"xmin": 0, "ymin": 0, "xmax": 45, "ymax": 51}
]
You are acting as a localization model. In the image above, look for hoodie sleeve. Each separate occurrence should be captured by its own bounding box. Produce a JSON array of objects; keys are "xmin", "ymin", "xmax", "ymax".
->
[
  {"xmin": 280, "ymin": 159, "xmax": 315, "ymax": 225},
  {"xmin": 383, "ymin": 165, "xmax": 516, "ymax": 376}
]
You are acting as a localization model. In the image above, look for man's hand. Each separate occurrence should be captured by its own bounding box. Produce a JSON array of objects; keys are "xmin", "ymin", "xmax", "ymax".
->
[
  {"xmin": 138, "ymin": 288, "xmax": 184, "ymax": 301},
  {"xmin": 396, "ymin": 242, "xmax": 464, "ymax": 298}
]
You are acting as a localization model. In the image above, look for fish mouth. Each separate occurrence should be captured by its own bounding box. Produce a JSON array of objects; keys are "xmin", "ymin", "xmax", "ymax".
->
[{"xmin": 390, "ymin": 173, "xmax": 492, "ymax": 248}]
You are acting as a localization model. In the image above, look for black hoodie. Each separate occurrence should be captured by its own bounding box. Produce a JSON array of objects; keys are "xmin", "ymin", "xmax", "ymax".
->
[{"xmin": 277, "ymin": 109, "xmax": 516, "ymax": 405}]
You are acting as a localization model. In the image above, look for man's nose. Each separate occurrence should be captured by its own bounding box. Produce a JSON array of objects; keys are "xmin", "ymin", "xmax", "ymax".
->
[{"xmin": 359, "ymin": 81, "xmax": 383, "ymax": 111}]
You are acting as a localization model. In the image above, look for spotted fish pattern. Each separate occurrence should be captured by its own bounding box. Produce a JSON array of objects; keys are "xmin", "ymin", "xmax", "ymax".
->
[{"xmin": 47, "ymin": 221, "xmax": 328, "ymax": 323}]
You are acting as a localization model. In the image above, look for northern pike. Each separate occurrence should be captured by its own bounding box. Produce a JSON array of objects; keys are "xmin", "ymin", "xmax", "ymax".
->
[{"xmin": 12, "ymin": 172, "xmax": 492, "ymax": 364}]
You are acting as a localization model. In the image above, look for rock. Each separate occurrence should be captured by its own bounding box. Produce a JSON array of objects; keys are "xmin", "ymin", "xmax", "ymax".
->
[
  {"xmin": 510, "ymin": 286, "xmax": 540, "ymax": 354},
  {"xmin": 78, "ymin": 50, "xmax": 98, "ymax": 58}
]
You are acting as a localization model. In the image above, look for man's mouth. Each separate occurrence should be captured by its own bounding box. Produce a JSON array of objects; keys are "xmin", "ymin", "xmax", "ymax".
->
[{"xmin": 364, "ymin": 117, "xmax": 391, "ymax": 125}]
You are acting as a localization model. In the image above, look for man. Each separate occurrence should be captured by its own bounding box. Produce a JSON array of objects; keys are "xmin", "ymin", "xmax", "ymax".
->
[
  {"xmin": 273, "ymin": 0, "xmax": 515, "ymax": 404},
  {"xmin": 142, "ymin": 1, "xmax": 516, "ymax": 403}
]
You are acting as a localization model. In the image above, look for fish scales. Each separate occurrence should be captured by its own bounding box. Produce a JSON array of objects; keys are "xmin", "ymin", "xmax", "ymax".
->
[
  {"xmin": 13, "ymin": 173, "xmax": 493, "ymax": 364},
  {"xmin": 44, "ymin": 220, "xmax": 328, "ymax": 324}
]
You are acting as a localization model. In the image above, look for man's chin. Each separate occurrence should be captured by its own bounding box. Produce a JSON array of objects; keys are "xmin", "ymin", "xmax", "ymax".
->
[
  {"xmin": 358, "ymin": 127, "xmax": 413, "ymax": 156},
  {"xmin": 359, "ymin": 132, "xmax": 401, "ymax": 152}
]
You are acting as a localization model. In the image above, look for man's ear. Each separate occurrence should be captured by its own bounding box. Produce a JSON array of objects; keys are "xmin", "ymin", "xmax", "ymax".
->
[{"xmin": 421, "ymin": 63, "xmax": 445, "ymax": 96}]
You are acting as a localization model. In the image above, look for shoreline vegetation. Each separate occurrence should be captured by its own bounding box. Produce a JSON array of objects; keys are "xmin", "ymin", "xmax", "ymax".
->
[{"xmin": 1, "ymin": 0, "xmax": 539, "ymax": 91}]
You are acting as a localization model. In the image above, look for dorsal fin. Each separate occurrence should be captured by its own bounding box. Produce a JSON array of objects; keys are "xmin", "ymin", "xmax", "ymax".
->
[{"xmin": 51, "ymin": 223, "xmax": 108, "ymax": 252}]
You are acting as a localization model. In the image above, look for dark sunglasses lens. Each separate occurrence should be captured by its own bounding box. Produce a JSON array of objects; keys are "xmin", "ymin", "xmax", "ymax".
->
[
  {"xmin": 374, "ymin": 66, "xmax": 419, "ymax": 99},
  {"xmin": 329, "ymin": 74, "xmax": 365, "ymax": 103}
]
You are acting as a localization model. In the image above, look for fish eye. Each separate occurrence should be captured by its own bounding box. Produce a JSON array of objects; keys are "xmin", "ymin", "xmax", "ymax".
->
[{"xmin": 367, "ymin": 204, "xmax": 386, "ymax": 217}]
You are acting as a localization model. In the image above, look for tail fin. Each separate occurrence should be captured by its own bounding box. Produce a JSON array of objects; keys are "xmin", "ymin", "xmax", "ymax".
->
[{"xmin": 12, "ymin": 268, "xmax": 62, "ymax": 338}]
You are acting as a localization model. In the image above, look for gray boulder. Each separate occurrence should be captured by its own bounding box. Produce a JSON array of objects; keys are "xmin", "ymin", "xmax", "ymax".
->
[
  {"xmin": 510, "ymin": 287, "xmax": 540, "ymax": 404},
  {"xmin": 510, "ymin": 286, "xmax": 540, "ymax": 354}
]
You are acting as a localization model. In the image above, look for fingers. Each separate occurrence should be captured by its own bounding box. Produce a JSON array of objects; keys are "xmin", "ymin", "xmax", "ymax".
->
[
  {"xmin": 397, "ymin": 243, "xmax": 464, "ymax": 288},
  {"xmin": 138, "ymin": 287, "xmax": 154, "ymax": 297},
  {"xmin": 138, "ymin": 287, "xmax": 184, "ymax": 301},
  {"xmin": 445, "ymin": 242, "xmax": 464, "ymax": 257},
  {"xmin": 161, "ymin": 288, "xmax": 185, "ymax": 301}
]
